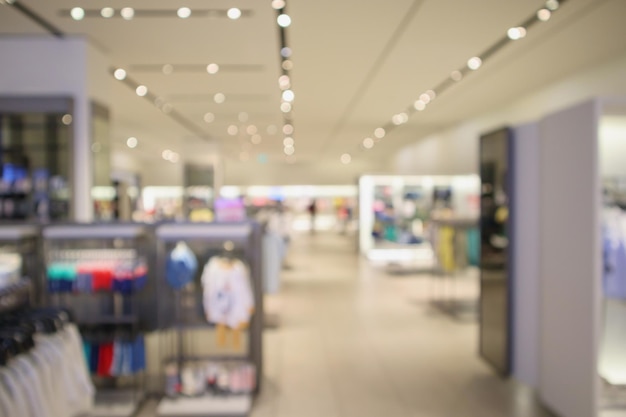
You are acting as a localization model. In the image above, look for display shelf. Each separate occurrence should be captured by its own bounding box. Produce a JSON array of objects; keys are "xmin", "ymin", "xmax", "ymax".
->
[
  {"xmin": 76, "ymin": 314, "xmax": 139, "ymax": 327},
  {"xmin": 157, "ymin": 394, "xmax": 251, "ymax": 417},
  {"xmin": 43, "ymin": 224, "xmax": 148, "ymax": 240},
  {"xmin": 0, "ymin": 278, "xmax": 31, "ymax": 314}
]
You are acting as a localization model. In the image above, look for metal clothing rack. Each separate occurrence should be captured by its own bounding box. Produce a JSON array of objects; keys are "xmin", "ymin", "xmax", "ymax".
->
[
  {"xmin": 154, "ymin": 221, "xmax": 263, "ymax": 417},
  {"xmin": 429, "ymin": 217, "xmax": 479, "ymax": 321}
]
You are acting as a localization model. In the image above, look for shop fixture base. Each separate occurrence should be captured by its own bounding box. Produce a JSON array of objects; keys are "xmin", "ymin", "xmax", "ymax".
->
[{"xmin": 156, "ymin": 394, "xmax": 251, "ymax": 417}]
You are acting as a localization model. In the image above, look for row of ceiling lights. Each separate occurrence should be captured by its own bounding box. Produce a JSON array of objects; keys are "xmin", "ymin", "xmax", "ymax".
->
[
  {"xmin": 339, "ymin": 0, "xmax": 564, "ymax": 165},
  {"xmin": 69, "ymin": 7, "xmax": 244, "ymax": 21}
]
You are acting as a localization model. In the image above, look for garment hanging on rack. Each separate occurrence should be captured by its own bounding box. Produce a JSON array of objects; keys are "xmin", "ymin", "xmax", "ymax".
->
[
  {"xmin": 603, "ymin": 207, "xmax": 626, "ymax": 299},
  {"xmin": 166, "ymin": 241, "xmax": 198, "ymax": 290}
]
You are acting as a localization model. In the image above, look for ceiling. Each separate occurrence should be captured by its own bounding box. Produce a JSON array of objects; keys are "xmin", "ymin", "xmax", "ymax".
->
[{"xmin": 1, "ymin": 0, "xmax": 626, "ymax": 183}]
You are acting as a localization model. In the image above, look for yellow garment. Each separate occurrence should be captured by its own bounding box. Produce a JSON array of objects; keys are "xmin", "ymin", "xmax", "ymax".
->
[
  {"xmin": 438, "ymin": 226, "xmax": 456, "ymax": 273},
  {"xmin": 189, "ymin": 208, "xmax": 214, "ymax": 223},
  {"xmin": 495, "ymin": 206, "xmax": 508, "ymax": 224}
]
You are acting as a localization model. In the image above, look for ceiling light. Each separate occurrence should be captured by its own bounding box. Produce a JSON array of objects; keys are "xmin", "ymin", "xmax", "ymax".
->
[
  {"xmin": 101, "ymin": 7, "xmax": 114, "ymax": 18},
  {"xmin": 162, "ymin": 103, "xmax": 173, "ymax": 114},
  {"xmin": 546, "ymin": 0, "xmax": 559, "ymax": 11},
  {"xmin": 70, "ymin": 7, "xmax": 85, "ymax": 20},
  {"xmin": 162, "ymin": 64, "xmax": 174, "ymax": 75},
  {"xmin": 227, "ymin": 8, "xmax": 242, "ymax": 20},
  {"xmin": 467, "ymin": 57, "xmax": 482, "ymax": 70},
  {"xmin": 251, "ymin": 134, "xmax": 262, "ymax": 145},
  {"xmin": 272, "ymin": 0, "xmax": 286, "ymax": 10},
  {"xmin": 246, "ymin": 125, "xmax": 258, "ymax": 135},
  {"xmin": 451, "ymin": 70, "xmax": 463, "ymax": 81},
  {"xmin": 507, "ymin": 26, "xmax": 527, "ymax": 40},
  {"xmin": 537, "ymin": 8, "xmax": 551, "ymax": 21},
  {"xmin": 136, "ymin": 85, "xmax": 148, "ymax": 96},
  {"xmin": 162, "ymin": 150, "xmax": 173, "ymax": 160},
  {"xmin": 363, "ymin": 138, "xmax": 374, "ymax": 149},
  {"xmin": 284, "ymin": 146, "xmax": 295, "ymax": 156},
  {"xmin": 282, "ymin": 89, "xmax": 295, "ymax": 102},
  {"xmin": 267, "ymin": 125, "xmax": 278, "ymax": 135},
  {"xmin": 392, "ymin": 114, "xmax": 403, "ymax": 125},
  {"xmin": 414, "ymin": 100, "xmax": 426, "ymax": 111},
  {"xmin": 340, "ymin": 154, "xmax": 352, "ymax": 164},
  {"xmin": 238, "ymin": 112, "xmax": 249, "ymax": 122},
  {"xmin": 121, "ymin": 7, "xmax": 134, "ymax": 20},
  {"xmin": 426, "ymin": 90, "xmax": 436, "ymax": 100},
  {"xmin": 177, "ymin": 7, "xmax": 191, "ymax": 18},
  {"xmin": 419, "ymin": 93, "xmax": 431, "ymax": 104},
  {"xmin": 207, "ymin": 63, "xmax": 219, "ymax": 75},
  {"xmin": 280, "ymin": 102, "xmax": 292, "ymax": 113},
  {"xmin": 113, "ymin": 68, "xmax": 127, "ymax": 80},
  {"xmin": 282, "ymin": 60, "xmax": 293, "ymax": 70},
  {"xmin": 283, "ymin": 137, "xmax": 294, "ymax": 147},
  {"xmin": 127, "ymin": 137, "xmax": 138, "ymax": 148},
  {"xmin": 214, "ymin": 93, "xmax": 226, "ymax": 104},
  {"xmin": 279, "ymin": 75, "xmax": 291, "ymax": 90},
  {"xmin": 374, "ymin": 128, "xmax": 385, "ymax": 139},
  {"xmin": 204, "ymin": 112, "xmax": 215, "ymax": 123},
  {"xmin": 283, "ymin": 124, "xmax": 294, "ymax": 135},
  {"xmin": 281, "ymin": 47, "xmax": 292, "ymax": 58},
  {"xmin": 61, "ymin": 114, "xmax": 73, "ymax": 125},
  {"xmin": 170, "ymin": 152, "xmax": 180, "ymax": 163},
  {"xmin": 227, "ymin": 125, "xmax": 238, "ymax": 136},
  {"xmin": 277, "ymin": 14, "xmax": 291, "ymax": 27}
]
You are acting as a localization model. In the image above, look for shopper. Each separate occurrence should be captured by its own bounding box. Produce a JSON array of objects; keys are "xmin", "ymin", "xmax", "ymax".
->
[{"xmin": 307, "ymin": 199, "xmax": 317, "ymax": 234}]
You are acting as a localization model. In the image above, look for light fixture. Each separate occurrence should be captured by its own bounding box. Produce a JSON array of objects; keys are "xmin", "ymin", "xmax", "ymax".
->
[
  {"xmin": 374, "ymin": 128, "xmax": 385, "ymax": 139},
  {"xmin": 282, "ymin": 60, "xmax": 293, "ymax": 70},
  {"xmin": 363, "ymin": 137, "xmax": 374, "ymax": 149},
  {"xmin": 451, "ymin": 70, "xmax": 463, "ymax": 81},
  {"xmin": 537, "ymin": 8, "xmax": 551, "ymax": 21},
  {"xmin": 121, "ymin": 7, "xmax": 134, "ymax": 20},
  {"xmin": 281, "ymin": 47, "xmax": 292, "ymax": 58},
  {"xmin": 272, "ymin": 0, "xmax": 286, "ymax": 10},
  {"xmin": 426, "ymin": 90, "xmax": 436, "ymax": 100},
  {"xmin": 277, "ymin": 14, "xmax": 291, "ymax": 27},
  {"xmin": 283, "ymin": 137, "xmax": 294, "ymax": 147},
  {"xmin": 282, "ymin": 90, "xmax": 295, "ymax": 102},
  {"xmin": 467, "ymin": 56, "xmax": 482, "ymax": 70},
  {"xmin": 546, "ymin": 0, "xmax": 559, "ymax": 11},
  {"xmin": 227, "ymin": 125, "xmax": 238, "ymax": 136},
  {"xmin": 162, "ymin": 150, "xmax": 173, "ymax": 160},
  {"xmin": 413, "ymin": 100, "xmax": 426, "ymax": 111},
  {"xmin": 267, "ymin": 125, "xmax": 278, "ymax": 135},
  {"xmin": 279, "ymin": 75, "xmax": 291, "ymax": 90},
  {"xmin": 101, "ymin": 7, "xmax": 114, "ymax": 18},
  {"xmin": 419, "ymin": 93, "xmax": 431, "ymax": 104},
  {"xmin": 214, "ymin": 93, "xmax": 226, "ymax": 104},
  {"xmin": 284, "ymin": 146, "xmax": 295, "ymax": 156},
  {"xmin": 177, "ymin": 7, "xmax": 191, "ymax": 18},
  {"xmin": 204, "ymin": 112, "xmax": 215, "ymax": 123},
  {"xmin": 114, "ymin": 68, "xmax": 127, "ymax": 80},
  {"xmin": 280, "ymin": 102, "xmax": 292, "ymax": 113},
  {"xmin": 207, "ymin": 63, "xmax": 219, "ymax": 75},
  {"xmin": 127, "ymin": 137, "xmax": 138, "ymax": 148},
  {"xmin": 238, "ymin": 112, "xmax": 249, "ymax": 123},
  {"xmin": 392, "ymin": 114, "xmax": 403, "ymax": 125},
  {"xmin": 61, "ymin": 114, "xmax": 73, "ymax": 125},
  {"xmin": 162, "ymin": 64, "xmax": 174, "ymax": 75},
  {"xmin": 340, "ymin": 153, "xmax": 352, "ymax": 164},
  {"xmin": 283, "ymin": 124, "xmax": 294, "ymax": 135},
  {"xmin": 246, "ymin": 125, "xmax": 258, "ymax": 135},
  {"xmin": 227, "ymin": 8, "xmax": 242, "ymax": 20},
  {"xmin": 170, "ymin": 152, "xmax": 180, "ymax": 163},
  {"xmin": 251, "ymin": 134, "xmax": 262, "ymax": 145},
  {"xmin": 507, "ymin": 26, "xmax": 527, "ymax": 40},
  {"xmin": 136, "ymin": 85, "xmax": 148, "ymax": 96},
  {"xmin": 70, "ymin": 7, "xmax": 85, "ymax": 20}
]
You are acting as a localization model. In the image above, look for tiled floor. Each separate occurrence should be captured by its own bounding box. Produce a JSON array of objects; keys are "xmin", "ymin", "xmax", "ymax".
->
[{"xmin": 140, "ymin": 231, "xmax": 555, "ymax": 417}]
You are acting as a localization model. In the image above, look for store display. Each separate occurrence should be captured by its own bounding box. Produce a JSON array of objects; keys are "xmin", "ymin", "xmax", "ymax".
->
[
  {"xmin": 83, "ymin": 335, "xmax": 146, "ymax": 377},
  {"xmin": 166, "ymin": 242, "xmax": 198, "ymax": 290},
  {"xmin": 165, "ymin": 361, "xmax": 256, "ymax": 398}
]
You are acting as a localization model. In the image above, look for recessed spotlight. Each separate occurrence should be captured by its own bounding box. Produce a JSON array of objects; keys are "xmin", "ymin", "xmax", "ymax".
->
[
  {"xmin": 251, "ymin": 134, "xmax": 262, "ymax": 144},
  {"xmin": 227, "ymin": 125, "xmax": 238, "ymax": 136},
  {"xmin": 136, "ymin": 85, "xmax": 148, "ymax": 96},
  {"xmin": 279, "ymin": 75, "xmax": 291, "ymax": 90},
  {"xmin": 467, "ymin": 56, "xmax": 482, "ymax": 70},
  {"xmin": 214, "ymin": 93, "xmax": 226, "ymax": 104},
  {"xmin": 281, "ymin": 47, "xmax": 292, "ymax": 58},
  {"xmin": 280, "ymin": 102, "xmax": 292, "ymax": 113},
  {"xmin": 537, "ymin": 8, "xmax": 551, "ymax": 21},
  {"xmin": 61, "ymin": 114, "xmax": 73, "ymax": 125},
  {"xmin": 207, "ymin": 63, "xmax": 219, "ymax": 74},
  {"xmin": 101, "ymin": 7, "xmax": 114, "ymax": 18},
  {"xmin": 340, "ymin": 153, "xmax": 352, "ymax": 164},
  {"xmin": 170, "ymin": 152, "xmax": 180, "ymax": 163},
  {"xmin": 283, "ymin": 137, "xmax": 294, "ymax": 147},
  {"xmin": 227, "ymin": 8, "xmax": 242, "ymax": 20},
  {"xmin": 282, "ymin": 89, "xmax": 295, "ymax": 102},
  {"xmin": 392, "ymin": 114, "xmax": 403, "ymax": 125},
  {"xmin": 204, "ymin": 112, "xmax": 215, "ymax": 123},
  {"xmin": 121, "ymin": 7, "xmax": 134, "ymax": 20},
  {"xmin": 114, "ymin": 68, "xmax": 126, "ymax": 80},
  {"xmin": 238, "ymin": 112, "xmax": 249, "ymax": 123},
  {"xmin": 267, "ymin": 125, "xmax": 278, "ymax": 135},
  {"xmin": 414, "ymin": 100, "xmax": 426, "ymax": 111},
  {"xmin": 277, "ymin": 14, "xmax": 291, "ymax": 27},
  {"xmin": 162, "ymin": 150, "xmax": 173, "ymax": 160},
  {"xmin": 246, "ymin": 125, "xmax": 258, "ymax": 135},
  {"xmin": 284, "ymin": 146, "xmax": 295, "ymax": 156},
  {"xmin": 546, "ymin": 0, "xmax": 559, "ymax": 11},
  {"xmin": 426, "ymin": 90, "xmax": 436, "ymax": 100},
  {"xmin": 282, "ymin": 60, "xmax": 293, "ymax": 70},
  {"xmin": 162, "ymin": 64, "xmax": 174, "ymax": 75},
  {"xmin": 451, "ymin": 70, "xmax": 463, "ymax": 81},
  {"xmin": 507, "ymin": 26, "xmax": 527, "ymax": 40},
  {"xmin": 283, "ymin": 124, "xmax": 294, "ymax": 135},
  {"xmin": 419, "ymin": 93, "xmax": 431, "ymax": 104},
  {"xmin": 127, "ymin": 137, "xmax": 138, "ymax": 148},
  {"xmin": 363, "ymin": 138, "xmax": 374, "ymax": 149},
  {"xmin": 70, "ymin": 7, "xmax": 85, "ymax": 20},
  {"xmin": 374, "ymin": 128, "xmax": 385, "ymax": 139},
  {"xmin": 177, "ymin": 7, "xmax": 191, "ymax": 18},
  {"xmin": 272, "ymin": 0, "xmax": 286, "ymax": 10}
]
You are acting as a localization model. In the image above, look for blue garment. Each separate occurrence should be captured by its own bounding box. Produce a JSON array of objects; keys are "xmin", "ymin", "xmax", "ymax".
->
[
  {"xmin": 466, "ymin": 228, "xmax": 480, "ymax": 267},
  {"xmin": 75, "ymin": 271, "xmax": 93, "ymax": 293},
  {"xmin": 131, "ymin": 336, "xmax": 146, "ymax": 373},
  {"xmin": 83, "ymin": 342, "xmax": 91, "ymax": 368},
  {"xmin": 121, "ymin": 342, "xmax": 133, "ymax": 376},
  {"xmin": 89, "ymin": 344, "xmax": 100, "ymax": 374},
  {"xmin": 165, "ymin": 242, "xmax": 198, "ymax": 290},
  {"xmin": 110, "ymin": 340, "xmax": 124, "ymax": 377},
  {"xmin": 604, "ymin": 231, "xmax": 626, "ymax": 299}
]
